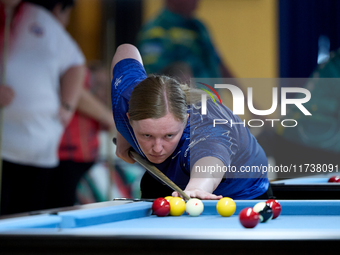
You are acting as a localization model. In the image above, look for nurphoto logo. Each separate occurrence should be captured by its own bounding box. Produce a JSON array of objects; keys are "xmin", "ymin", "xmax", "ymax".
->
[{"xmin": 198, "ymin": 82, "xmax": 312, "ymax": 128}]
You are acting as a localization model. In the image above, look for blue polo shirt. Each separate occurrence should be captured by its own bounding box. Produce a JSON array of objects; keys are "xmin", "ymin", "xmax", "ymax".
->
[{"xmin": 111, "ymin": 59, "xmax": 269, "ymax": 199}]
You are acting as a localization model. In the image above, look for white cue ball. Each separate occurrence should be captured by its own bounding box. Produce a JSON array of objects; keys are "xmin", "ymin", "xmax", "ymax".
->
[{"xmin": 186, "ymin": 198, "xmax": 204, "ymax": 217}]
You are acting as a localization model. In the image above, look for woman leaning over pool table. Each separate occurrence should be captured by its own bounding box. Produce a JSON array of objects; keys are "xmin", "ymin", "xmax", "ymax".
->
[{"xmin": 110, "ymin": 44, "xmax": 272, "ymax": 200}]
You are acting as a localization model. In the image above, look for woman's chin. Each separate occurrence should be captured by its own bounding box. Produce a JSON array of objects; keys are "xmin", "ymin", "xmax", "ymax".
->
[{"xmin": 147, "ymin": 155, "xmax": 167, "ymax": 164}]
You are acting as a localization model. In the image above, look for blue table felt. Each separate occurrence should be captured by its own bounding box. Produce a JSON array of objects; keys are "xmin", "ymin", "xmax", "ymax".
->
[{"xmin": 0, "ymin": 200, "xmax": 339, "ymax": 240}]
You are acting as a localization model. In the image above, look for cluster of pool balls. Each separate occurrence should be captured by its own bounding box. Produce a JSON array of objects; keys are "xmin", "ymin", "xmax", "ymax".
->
[
  {"xmin": 239, "ymin": 199, "xmax": 282, "ymax": 228},
  {"xmin": 152, "ymin": 197, "xmax": 236, "ymax": 217},
  {"xmin": 152, "ymin": 196, "xmax": 282, "ymax": 229},
  {"xmin": 328, "ymin": 175, "xmax": 340, "ymax": 183}
]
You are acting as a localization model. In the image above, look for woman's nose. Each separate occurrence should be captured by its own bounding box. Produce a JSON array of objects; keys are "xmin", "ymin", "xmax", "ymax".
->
[{"xmin": 152, "ymin": 139, "xmax": 163, "ymax": 153}]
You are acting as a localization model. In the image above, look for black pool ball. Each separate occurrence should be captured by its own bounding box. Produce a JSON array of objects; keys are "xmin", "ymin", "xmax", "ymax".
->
[{"xmin": 253, "ymin": 202, "xmax": 273, "ymax": 223}]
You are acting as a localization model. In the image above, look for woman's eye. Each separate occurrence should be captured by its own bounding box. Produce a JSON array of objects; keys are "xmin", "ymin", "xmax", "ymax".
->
[
  {"xmin": 166, "ymin": 134, "xmax": 173, "ymax": 138},
  {"xmin": 144, "ymin": 134, "xmax": 150, "ymax": 138}
]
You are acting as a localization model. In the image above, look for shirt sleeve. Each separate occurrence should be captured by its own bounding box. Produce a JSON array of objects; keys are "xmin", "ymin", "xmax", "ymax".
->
[
  {"xmin": 111, "ymin": 58, "xmax": 147, "ymax": 154},
  {"xmin": 50, "ymin": 18, "xmax": 85, "ymax": 75},
  {"xmin": 59, "ymin": 37, "xmax": 85, "ymax": 75}
]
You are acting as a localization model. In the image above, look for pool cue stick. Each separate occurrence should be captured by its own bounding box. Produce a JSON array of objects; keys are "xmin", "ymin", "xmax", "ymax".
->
[
  {"xmin": 106, "ymin": 130, "xmax": 115, "ymax": 200},
  {"xmin": 0, "ymin": 7, "xmax": 13, "ymax": 215},
  {"xmin": 112, "ymin": 138, "xmax": 190, "ymax": 200}
]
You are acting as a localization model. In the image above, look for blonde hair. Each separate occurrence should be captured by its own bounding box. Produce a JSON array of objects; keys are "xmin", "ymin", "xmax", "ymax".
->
[{"xmin": 128, "ymin": 75, "xmax": 204, "ymax": 123}]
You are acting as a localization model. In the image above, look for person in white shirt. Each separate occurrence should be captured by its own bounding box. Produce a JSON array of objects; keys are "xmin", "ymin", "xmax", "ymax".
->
[{"xmin": 0, "ymin": 0, "xmax": 85, "ymax": 215}]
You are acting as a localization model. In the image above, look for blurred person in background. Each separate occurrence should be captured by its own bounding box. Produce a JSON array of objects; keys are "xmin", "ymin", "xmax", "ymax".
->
[
  {"xmin": 0, "ymin": 0, "xmax": 85, "ymax": 215},
  {"xmin": 48, "ymin": 61, "xmax": 116, "ymax": 209},
  {"xmin": 137, "ymin": 0, "xmax": 235, "ymax": 84}
]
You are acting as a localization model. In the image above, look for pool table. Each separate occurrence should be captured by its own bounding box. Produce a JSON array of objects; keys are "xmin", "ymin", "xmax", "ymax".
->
[
  {"xmin": 0, "ymin": 199, "xmax": 339, "ymax": 255},
  {"xmin": 271, "ymin": 175, "xmax": 340, "ymax": 199}
]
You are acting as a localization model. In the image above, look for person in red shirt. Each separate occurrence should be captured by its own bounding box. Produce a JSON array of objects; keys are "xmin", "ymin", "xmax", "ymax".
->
[{"xmin": 48, "ymin": 62, "xmax": 115, "ymax": 209}]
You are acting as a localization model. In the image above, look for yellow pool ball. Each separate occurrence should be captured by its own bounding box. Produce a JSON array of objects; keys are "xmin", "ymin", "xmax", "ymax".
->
[
  {"xmin": 169, "ymin": 197, "xmax": 186, "ymax": 216},
  {"xmin": 164, "ymin": 196, "xmax": 173, "ymax": 202},
  {"xmin": 216, "ymin": 197, "xmax": 236, "ymax": 217}
]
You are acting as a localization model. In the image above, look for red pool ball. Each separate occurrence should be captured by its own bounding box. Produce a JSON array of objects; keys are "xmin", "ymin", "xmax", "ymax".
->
[
  {"xmin": 152, "ymin": 198, "xmax": 170, "ymax": 217},
  {"xmin": 328, "ymin": 176, "xmax": 340, "ymax": 183},
  {"xmin": 239, "ymin": 207, "xmax": 260, "ymax": 228},
  {"xmin": 266, "ymin": 199, "xmax": 282, "ymax": 219}
]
